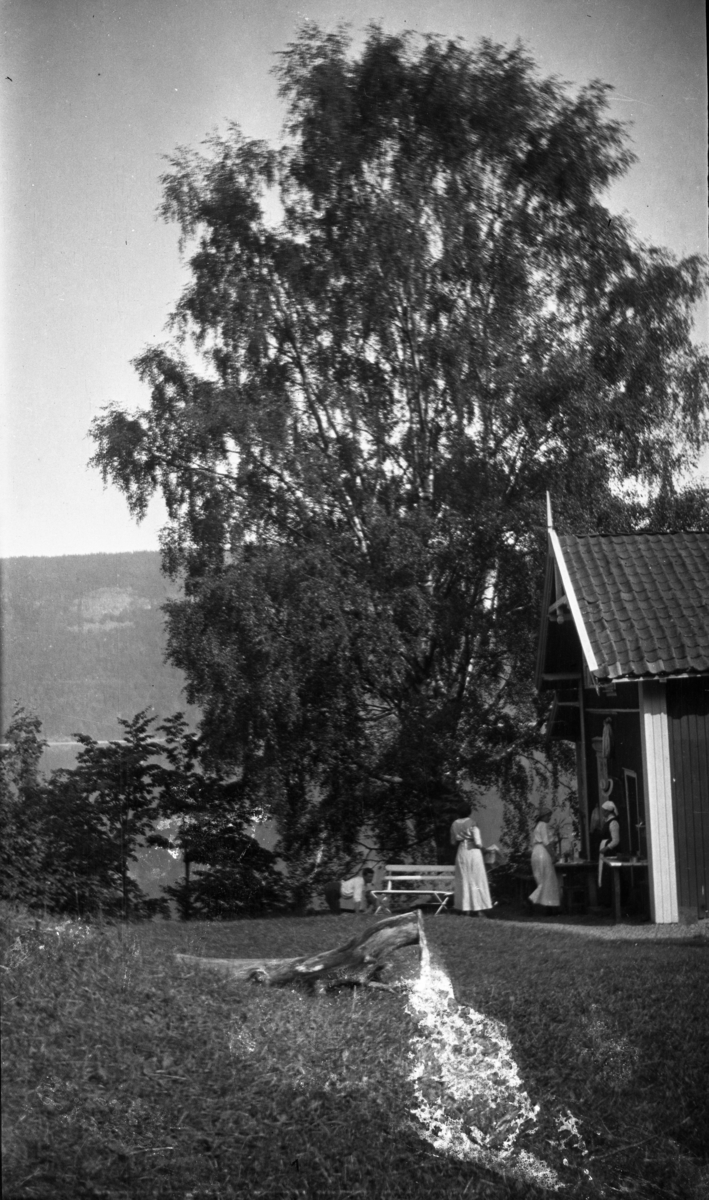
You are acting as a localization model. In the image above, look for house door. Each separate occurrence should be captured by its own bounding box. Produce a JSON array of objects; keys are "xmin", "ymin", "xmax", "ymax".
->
[{"xmin": 623, "ymin": 770, "xmax": 647, "ymax": 860}]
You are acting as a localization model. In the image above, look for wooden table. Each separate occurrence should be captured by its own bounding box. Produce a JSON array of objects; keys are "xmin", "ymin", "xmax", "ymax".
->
[
  {"xmin": 604, "ymin": 859, "xmax": 648, "ymax": 922},
  {"xmin": 555, "ymin": 860, "xmax": 596, "ymax": 914}
]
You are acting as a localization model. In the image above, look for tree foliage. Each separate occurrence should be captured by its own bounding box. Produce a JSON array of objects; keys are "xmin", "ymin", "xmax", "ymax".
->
[
  {"xmin": 0, "ymin": 707, "xmax": 165, "ymax": 917},
  {"xmin": 152, "ymin": 713, "xmax": 285, "ymax": 919},
  {"xmin": 0, "ymin": 707, "xmax": 285, "ymax": 919},
  {"xmin": 0, "ymin": 707, "xmax": 145, "ymax": 915},
  {"xmin": 64, "ymin": 711, "xmax": 166, "ymax": 918},
  {"xmin": 1, "ymin": 706, "xmax": 49, "ymax": 907},
  {"xmin": 90, "ymin": 26, "xmax": 709, "ymax": 859}
]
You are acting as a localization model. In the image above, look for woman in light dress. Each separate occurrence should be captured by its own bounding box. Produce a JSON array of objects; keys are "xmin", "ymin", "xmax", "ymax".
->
[
  {"xmin": 529, "ymin": 808, "xmax": 560, "ymax": 912},
  {"xmin": 450, "ymin": 808, "xmax": 493, "ymax": 917}
]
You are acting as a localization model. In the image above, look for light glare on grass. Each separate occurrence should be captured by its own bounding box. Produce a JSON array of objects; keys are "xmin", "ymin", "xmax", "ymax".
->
[{"xmin": 406, "ymin": 931, "xmax": 571, "ymax": 1191}]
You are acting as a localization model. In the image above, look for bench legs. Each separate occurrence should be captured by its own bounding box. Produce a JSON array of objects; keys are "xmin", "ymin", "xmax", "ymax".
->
[{"xmin": 372, "ymin": 894, "xmax": 452, "ymax": 915}]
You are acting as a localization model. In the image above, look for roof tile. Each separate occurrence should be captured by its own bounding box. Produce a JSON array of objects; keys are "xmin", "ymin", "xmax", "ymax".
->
[{"xmin": 557, "ymin": 532, "xmax": 709, "ymax": 680}]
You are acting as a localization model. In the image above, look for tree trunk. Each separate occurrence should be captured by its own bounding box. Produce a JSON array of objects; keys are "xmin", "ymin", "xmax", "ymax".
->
[
  {"xmin": 434, "ymin": 816, "xmax": 458, "ymax": 866},
  {"xmin": 184, "ymin": 856, "xmax": 191, "ymax": 922},
  {"xmin": 176, "ymin": 910, "xmax": 421, "ymax": 990},
  {"xmin": 120, "ymin": 815, "xmax": 128, "ymax": 921}
]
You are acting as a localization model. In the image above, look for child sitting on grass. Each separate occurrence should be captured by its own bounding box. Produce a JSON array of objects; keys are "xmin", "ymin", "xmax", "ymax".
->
[{"xmin": 323, "ymin": 868, "xmax": 376, "ymax": 914}]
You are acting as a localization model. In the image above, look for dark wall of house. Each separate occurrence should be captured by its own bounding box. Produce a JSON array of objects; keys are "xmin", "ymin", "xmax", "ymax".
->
[{"xmin": 667, "ymin": 678, "xmax": 709, "ymax": 921}]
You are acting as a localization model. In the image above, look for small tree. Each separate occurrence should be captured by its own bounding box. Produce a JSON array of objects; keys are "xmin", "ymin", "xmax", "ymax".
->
[
  {"xmin": 1, "ymin": 705, "xmax": 157, "ymax": 916},
  {"xmin": 0, "ymin": 706, "xmax": 49, "ymax": 907},
  {"xmin": 153, "ymin": 712, "xmax": 286, "ymax": 918},
  {"xmin": 162, "ymin": 817, "xmax": 284, "ymax": 920},
  {"xmin": 70, "ymin": 710, "xmax": 163, "ymax": 919},
  {"xmin": 41, "ymin": 771, "xmax": 127, "ymax": 916}
]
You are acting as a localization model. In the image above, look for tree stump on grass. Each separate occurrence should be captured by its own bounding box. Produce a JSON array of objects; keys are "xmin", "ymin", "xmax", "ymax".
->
[{"xmin": 176, "ymin": 910, "xmax": 421, "ymax": 990}]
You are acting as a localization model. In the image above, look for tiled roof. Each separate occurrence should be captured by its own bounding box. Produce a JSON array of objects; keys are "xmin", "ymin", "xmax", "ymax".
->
[{"xmin": 557, "ymin": 532, "xmax": 709, "ymax": 680}]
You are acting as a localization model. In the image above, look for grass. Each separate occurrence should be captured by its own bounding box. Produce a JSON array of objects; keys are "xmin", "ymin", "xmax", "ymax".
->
[
  {"xmin": 2, "ymin": 907, "xmax": 708, "ymax": 1200},
  {"xmin": 429, "ymin": 917, "xmax": 709, "ymax": 1198}
]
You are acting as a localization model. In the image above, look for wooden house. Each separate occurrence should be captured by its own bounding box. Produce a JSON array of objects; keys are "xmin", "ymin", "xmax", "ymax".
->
[{"xmin": 536, "ymin": 516, "xmax": 709, "ymax": 923}]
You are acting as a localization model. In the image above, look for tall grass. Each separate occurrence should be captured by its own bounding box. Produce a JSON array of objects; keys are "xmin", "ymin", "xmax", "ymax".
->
[{"xmin": 2, "ymin": 907, "xmax": 707, "ymax": 1199}]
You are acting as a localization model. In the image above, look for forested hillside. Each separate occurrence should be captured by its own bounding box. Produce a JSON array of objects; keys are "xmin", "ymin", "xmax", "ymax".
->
[{"xmin": 1, "ymin": 552, "xmax": 195, "ymax": 744}]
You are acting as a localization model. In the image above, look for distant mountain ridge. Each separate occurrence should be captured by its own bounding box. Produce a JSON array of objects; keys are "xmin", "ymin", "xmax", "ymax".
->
[{"xmin": 1, "ymin": 551, "xmax": 196, "ymax": 743}]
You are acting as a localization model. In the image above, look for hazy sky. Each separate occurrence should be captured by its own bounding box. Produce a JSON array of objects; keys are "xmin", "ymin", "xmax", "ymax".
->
[{"xmin": 2, "ymin": 0, "xmax": 707, "ymax": 558}]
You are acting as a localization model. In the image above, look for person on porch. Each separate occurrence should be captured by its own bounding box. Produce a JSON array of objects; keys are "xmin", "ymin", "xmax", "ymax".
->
[
  {"xmin": 529, "ymin": 807, "xmax": 561, "ymax": 914},
  {"xmin": 599, "ymin": 796, "xmax": 621, "ymax": 858},
  {"xmin": 594, "ymin": 785, "xmax": 622, "ymax": 909}
]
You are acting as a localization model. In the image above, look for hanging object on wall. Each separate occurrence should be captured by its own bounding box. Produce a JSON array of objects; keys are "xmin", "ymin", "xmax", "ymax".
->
[
  {"xmin": 591, "ymin": 736, "xmax": 608, "ymax": 790},
  {"xmin": 601, "ymin": 717, "xmax": 613, "ymax": 761}
]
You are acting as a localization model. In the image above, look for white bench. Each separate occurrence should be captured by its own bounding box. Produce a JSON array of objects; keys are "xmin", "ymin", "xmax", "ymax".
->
[{"xmin": 370, "ymin": 865, "xmax": 455, "ymax": 916}]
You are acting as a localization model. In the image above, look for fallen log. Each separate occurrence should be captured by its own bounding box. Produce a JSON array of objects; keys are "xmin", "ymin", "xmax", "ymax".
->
[{"xmin": 176, "ymin": 909, "xmax": 421, "ymax": 990}]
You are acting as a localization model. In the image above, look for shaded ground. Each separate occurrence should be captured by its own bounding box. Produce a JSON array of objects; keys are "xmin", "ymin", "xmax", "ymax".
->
[{"xmin": 488, "ymin": 908, "xmax": 709, "ymax": 941}]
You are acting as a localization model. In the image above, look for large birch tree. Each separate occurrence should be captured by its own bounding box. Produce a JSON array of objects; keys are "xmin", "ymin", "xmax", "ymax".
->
[{"xmin": 91, "ymin": 26, "xmax": 708, "ymax": 862}]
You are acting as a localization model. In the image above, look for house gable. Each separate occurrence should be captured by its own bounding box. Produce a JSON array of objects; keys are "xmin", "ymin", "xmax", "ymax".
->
[{"xmin": 536, "ymin": 524, "xmax": 709, "ymax": 923}]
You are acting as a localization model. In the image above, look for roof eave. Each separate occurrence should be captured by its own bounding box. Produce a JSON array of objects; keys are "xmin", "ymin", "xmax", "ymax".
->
[
  {"xmin": 603, "ymin": 669, "xmax": 709, "ymax": 684},
  {"xmin": 549, "ymin": 530, "xmax": 600, "ymax": 677}
]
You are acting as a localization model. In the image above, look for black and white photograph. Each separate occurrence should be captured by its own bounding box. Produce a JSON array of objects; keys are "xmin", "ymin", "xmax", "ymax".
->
[{"xmin": 2, "ymin": 2, "xmax": 708, "ymax": 1196}]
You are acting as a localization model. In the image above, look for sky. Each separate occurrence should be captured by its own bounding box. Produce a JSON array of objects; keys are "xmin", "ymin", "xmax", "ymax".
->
[{"xmin": 2, "ymin": 0, "xmax": 707, "ymax": 559}]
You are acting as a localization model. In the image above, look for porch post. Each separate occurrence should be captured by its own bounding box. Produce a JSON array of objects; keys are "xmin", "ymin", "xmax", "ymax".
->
[
  {"xmin": 577, "ymin": 680, "xmax": 590, "ymax": 860},
  {"xmin": 639, "ymin": 681, "xmax": 678, "ymax": 923}
]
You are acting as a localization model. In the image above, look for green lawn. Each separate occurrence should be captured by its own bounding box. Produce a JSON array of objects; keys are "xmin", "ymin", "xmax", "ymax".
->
[{"xmin": 2, "ymin": 907, "xmax": 707, "ymax": 1199}]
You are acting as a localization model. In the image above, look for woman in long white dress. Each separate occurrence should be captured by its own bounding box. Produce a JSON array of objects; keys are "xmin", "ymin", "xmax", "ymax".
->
[
  {"xmin": 450, "ymin": 810, "xmax": 493, "ymax": 916},
  {"xmin": 529, "ymin": 809, "xmax": 560, "ymax": 911}
]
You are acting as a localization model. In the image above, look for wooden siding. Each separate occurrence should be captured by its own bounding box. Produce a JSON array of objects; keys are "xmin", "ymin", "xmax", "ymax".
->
[
  {"xmin": 639, "ymin": 682, "xmax": 679, "ymax": 923},
  {"xmin": 666, "ymin": 678, "xmax": 709, "ymax": 921}
]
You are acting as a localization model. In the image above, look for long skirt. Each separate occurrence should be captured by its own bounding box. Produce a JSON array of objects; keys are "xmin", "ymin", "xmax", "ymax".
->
[
  {"xmin": 454, "ymin": 844, "xmax": 492, "ymax": 912},
  {"xmin": 529, "ymin": 844, "xmax": 560, "ymax": 907}
]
